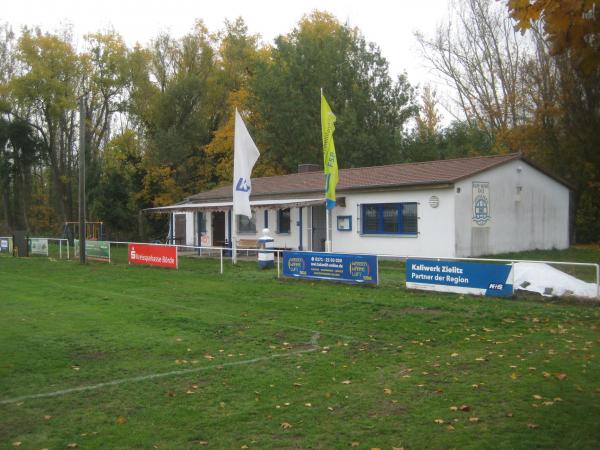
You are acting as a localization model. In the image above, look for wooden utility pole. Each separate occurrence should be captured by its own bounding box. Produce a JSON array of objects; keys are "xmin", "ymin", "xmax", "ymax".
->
[{"xmin": 79, "ymin": 97, "xmax": 86, "ymax": 264}]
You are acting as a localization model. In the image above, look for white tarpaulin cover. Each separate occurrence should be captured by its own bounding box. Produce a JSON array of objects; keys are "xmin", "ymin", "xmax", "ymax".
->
[{"xmin": 514, "ymin": 262, "xmax": 598, "ymax": 299}]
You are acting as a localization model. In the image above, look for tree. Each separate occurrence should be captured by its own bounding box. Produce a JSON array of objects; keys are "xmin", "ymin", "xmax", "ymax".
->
[
  {"xmin": 250, "ymin": 11, "xmax": 416, "ymax": 171},
  {"xmin": 416, "ymin": 0, "xmax": 529, "ymax": 142},
  {"xmin": 8, "ymin": 28, "xmax": 81, "ymax": 222},
  {"xmin": 508, "ymin": 0, "xmax": 600, "ymax": 75}
]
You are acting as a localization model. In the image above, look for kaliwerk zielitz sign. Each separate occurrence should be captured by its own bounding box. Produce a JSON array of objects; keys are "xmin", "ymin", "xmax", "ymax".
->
[
  {"xmin": 283, "ymin": 251, "xmax": 378, "ymax": 284},
  {"xmin": 406, "ymin": 258, "xmax": 513, "ymax": 297},
  {"xmin": 128, "ymin": 243, "xmax": 178, "ymax": 269}
]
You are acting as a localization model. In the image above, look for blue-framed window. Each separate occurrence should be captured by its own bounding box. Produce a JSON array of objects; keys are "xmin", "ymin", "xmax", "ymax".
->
[
  {"xmin": 361, "ymin": 203, "xmax": 418, "ymax": 235},
  {"xmin": 277, "ymin": 208, "xmax": 291, "ymax": 234}
]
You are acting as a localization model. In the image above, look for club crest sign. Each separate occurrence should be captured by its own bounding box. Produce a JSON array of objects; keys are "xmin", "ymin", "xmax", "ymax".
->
[{"xmin": 472, "ymin": 181, "xmax": 491, "ymax": 226}]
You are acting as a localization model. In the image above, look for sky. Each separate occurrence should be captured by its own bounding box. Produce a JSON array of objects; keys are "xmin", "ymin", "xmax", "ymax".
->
[{"xmin": 3, "ymin": 0, "xmax": 453, "ymax": 113}]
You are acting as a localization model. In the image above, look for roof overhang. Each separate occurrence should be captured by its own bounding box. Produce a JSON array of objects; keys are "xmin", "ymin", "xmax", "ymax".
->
[{"xmin": 145, "ymin": 197, "xmax": 326, "ymax": 214}]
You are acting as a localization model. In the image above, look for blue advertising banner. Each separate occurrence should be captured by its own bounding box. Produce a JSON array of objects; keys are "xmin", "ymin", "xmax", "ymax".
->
[
  {"xmin": 406, "ymin": 258, "xmax": 513, "ymax": 297},
  {"xmin": 283, "ymin": 251, "xmax": 378, "ymax": 284}
]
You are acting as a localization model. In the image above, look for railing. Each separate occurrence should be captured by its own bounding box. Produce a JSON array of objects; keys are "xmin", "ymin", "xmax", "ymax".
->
[{"xmin": 7, "ymin": 237, "xmax": 599, "ymax": 299}]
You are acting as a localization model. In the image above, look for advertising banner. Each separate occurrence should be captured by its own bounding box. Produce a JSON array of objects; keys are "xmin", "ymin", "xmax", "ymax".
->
[
  {"xmin": 75, "ymin": 240, "xmax": 110, "ymax": 262},
  {"xmin": 283, "ymin": 251, "xmax": 378, "ymax": 284},
  {"xmin": 29, "ymin": 238, "xmax": 49, "ymax": 256},
  {"xmin": 0, "ymin": 238, "xmax": 12, "ymax": 254},
  {"xmin": 128, "ymin": 243, "xmax": 178, "ymax": 269},
  {"xmin": 406, "ymin": 258, "xmax": 513, "ymax": 297}
]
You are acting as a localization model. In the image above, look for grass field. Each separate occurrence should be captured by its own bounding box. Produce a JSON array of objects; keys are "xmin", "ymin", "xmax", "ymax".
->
[{"xmin": 1, "ymin": 250, "xmax": 599, "ymax": 449}]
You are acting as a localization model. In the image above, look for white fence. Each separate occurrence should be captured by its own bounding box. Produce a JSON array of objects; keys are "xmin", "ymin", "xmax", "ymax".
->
[{"xmin": 5, "ymin": 237, "xmax": 599, "ymax": 300}]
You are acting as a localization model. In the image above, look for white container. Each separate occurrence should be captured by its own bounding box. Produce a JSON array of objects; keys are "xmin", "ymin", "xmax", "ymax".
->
[{"xmin": 257, "ymin": 228, "xmax": 274, "ymax": 269}]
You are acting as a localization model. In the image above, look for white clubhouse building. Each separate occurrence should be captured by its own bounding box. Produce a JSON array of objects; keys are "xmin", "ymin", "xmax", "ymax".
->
[{"xmin": 148, "ymin": 153, "xmax": 570, "ymax": 257}]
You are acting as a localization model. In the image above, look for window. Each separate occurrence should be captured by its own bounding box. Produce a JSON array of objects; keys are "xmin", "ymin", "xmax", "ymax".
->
[
  {"xmin": 264, "ymin": 210, "xmax": 269, "ymax": 229},
  {"xmin": 277, "ymin": 208, "xmax": 291, "ymax": 234},
  {"xmin": 197, "ymin": 212, "xmax": 206, "ymax": 233},
  {"xmin": 237, "ymin": 211, "xmax": 256, "ymax": 234},
  {"xmin": 361, "ymin": 203, "xmax": 418, "ymax": 235}
]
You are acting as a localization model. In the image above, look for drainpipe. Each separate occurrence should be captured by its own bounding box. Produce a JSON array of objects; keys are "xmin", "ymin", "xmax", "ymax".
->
[{"xmin": 298, "ymin": 207, "xmax": 303, "ymax": 250}]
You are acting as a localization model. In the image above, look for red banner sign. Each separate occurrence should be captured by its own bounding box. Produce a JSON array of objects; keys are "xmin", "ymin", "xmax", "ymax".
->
[{"xmin": 128, "ymin": 243, "xmax": 178, "ymax": 269}]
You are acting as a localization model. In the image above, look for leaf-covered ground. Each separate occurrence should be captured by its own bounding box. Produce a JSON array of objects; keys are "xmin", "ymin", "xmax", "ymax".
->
[{"xmin": 0, "ymin": 251, "xmax": 599, "ymax": 449}]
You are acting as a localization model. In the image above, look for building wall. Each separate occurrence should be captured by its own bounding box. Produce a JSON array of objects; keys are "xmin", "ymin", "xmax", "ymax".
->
[
  {"xmin": 454, "ymin": 160, "xmax": 570, "ymax": 257},
  {"xmin": 331, "ymin": 188, "xmax": 456, "ymax": 257}
]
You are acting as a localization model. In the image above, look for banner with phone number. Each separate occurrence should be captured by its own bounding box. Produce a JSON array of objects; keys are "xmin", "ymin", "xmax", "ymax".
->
[{"xmin": 283, "ymin": 251, "xmax": 378, "ymax": 284}]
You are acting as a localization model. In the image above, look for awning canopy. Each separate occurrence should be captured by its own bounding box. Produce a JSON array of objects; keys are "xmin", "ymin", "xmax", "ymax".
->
[{"xmin": 145, "ymin": 197, "xmax": 327, "ymax": 214}]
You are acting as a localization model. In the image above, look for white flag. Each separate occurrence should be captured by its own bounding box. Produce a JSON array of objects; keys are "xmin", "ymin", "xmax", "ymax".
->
[{"xmin": 233, "ymin": 109, "xmax": 260, "ymax": 219}]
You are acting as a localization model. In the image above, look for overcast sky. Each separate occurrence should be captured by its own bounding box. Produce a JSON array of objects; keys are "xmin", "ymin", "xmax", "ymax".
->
[{"xmin": 3, "ymin": 0, "xmax": 452, "ymax": 87}]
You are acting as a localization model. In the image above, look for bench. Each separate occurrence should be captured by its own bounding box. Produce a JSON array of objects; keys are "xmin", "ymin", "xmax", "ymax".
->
[
  {"xmin": 237, "ymin": 239, "xmax": 258, "ymax": 249},
  {"xmin": 236, "ymin": 238, "xmax": 258, "ymax": 256}
]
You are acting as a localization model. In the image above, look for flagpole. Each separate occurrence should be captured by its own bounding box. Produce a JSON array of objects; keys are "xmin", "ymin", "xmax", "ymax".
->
[
  {"xmin": 232, "ymin": 209, "xmax": 237, "ymax": 264},
  {"xmin": 321, "ymin": 88, "xmax": 332, "ymax": 253}
]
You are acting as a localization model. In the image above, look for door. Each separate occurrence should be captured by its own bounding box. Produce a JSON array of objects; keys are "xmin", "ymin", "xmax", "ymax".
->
[
  {"xmin": 212, "ymin": 211, "xmax": 226, "ymax": 247},
  {"xmin": 175, "ymin": 214, "xmax": 187, "ymax": 245},
  {"xmin": 311, "ymin": 205, "xmax": 326, "ymax": 252}
]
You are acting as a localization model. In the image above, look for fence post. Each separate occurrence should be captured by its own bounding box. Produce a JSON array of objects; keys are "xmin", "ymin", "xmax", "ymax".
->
[
  {"xmin": 59, "ymin": 240, "xmax": 62, "ymax": 259},
  {"xmin": 596, "ymin": 264, "xmax": 599, "ymax": 299},
  {"xmin": 277, "ymin": 251, "xmax": 280, "ymax": 278},
  {"xmin": 511, "ymin": 261, "xmax": 515, "ymax": 296},
  {"xmin": 67, "ymin": 240, "xmax": 70, "ymax": 260},
  {"xmin": 220, "ymin": 248, "xmax": 223, "ymax": 275}
]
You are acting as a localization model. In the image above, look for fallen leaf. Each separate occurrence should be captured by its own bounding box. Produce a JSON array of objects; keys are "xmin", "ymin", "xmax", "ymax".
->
[
  {"xmin": 116, "ymin": 416, "xmax": 127, "ymax": 425},
  {"xmin": 351, "ymin": 442, "xmax": 360, "ymax": 448},
  {"xmin": 542, "ymin": 371, "xmax": 551, "ymax": 378},
  {"xmin": 241, "ymin": 446, "xmax": 248, "ymax": 449},
  {"xmin": 459, "ymin": 405, "xmax": 471, "ymax": 412},
  {"xmin": 471, "ymin": 384, "xmax": 480, "ymax": 389},
  {"xmin": 44, "ymin": 415, "xmax": 52, "ymax": 420},
  {"xmin": 451, "ymin": 353, "xmax": 459, "ymax": 357},
  {"xmin": 527, "ymin": 423, "xmax": 539, "ymax": 429},
  {"xmin": 341, "ymin": 380, "xmax": 352, "ymax": 385},
  {"xmin": 449, "ymin": 406, "xmax": 458, "ymax": 411},
  {"xmin": 280, "ymin": 421, "xmax": 292, "ymax": 429},
  {"xmin": 469, "ymin": 417, "xmax": 480, "ymax": 423},
  {"xmin": 304, "ymin": 403, "xmax": 312, "ymax": 407},
  {"xmin": 533, "ymin": 395, "xmax": 543, "ymax": 400},
  {"xmin": 392, "ymin": 448, "xmax": 404, "ymax": 450},
  {"xmin": 383, "ymin": 388, "xmax": 392, "ymax": 396},
  {"xmin": 434, "ymin": 418, "xmax": 445, "ymax": 424},
  {"xmin": 511, "ymin": 372, "xmax": 518, "ymax": 380},
  {"xmin": 506, "ymin": 412, "xmax": 513, "ymax": 417},
  {"xmin": 555, "ymin": 373, "xmax": 567, "ymax": 381},
  {"xmin": 12, "ymin": 443, "xmax": 21, "ymax": 448},
  {"xmin": 67, "ymin": 444, "xmax": 78, "ymax": 449},
  {"xmin": 543, "ymin": 401, "xmax": 554, "ymax": 406},
  {"xmin": 446, "ymin": 425, "xmax": 455, "ymax": 431}
]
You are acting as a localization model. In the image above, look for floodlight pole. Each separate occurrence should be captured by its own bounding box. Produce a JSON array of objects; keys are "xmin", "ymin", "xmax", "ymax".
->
[{"xmin": 79, "ymin": 96, "xmax": 86, "ymax": 264}]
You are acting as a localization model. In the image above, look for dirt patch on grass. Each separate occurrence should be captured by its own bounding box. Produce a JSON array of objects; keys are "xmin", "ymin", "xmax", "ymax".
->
[
  {"xmin": 377, "ymin": 307, "xmax": 446, "ymax": 319},
  {"xmin": 71, "ymin": 351, "xmax": 107, "ymax": 361}
]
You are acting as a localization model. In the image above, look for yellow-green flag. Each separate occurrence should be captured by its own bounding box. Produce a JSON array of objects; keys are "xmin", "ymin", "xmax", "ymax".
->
[{"xmin": 321, "ymin": 93, "xmax": 338, "ymax": 209}]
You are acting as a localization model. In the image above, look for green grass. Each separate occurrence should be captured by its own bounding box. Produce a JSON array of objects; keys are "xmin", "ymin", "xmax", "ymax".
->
[{"xmin": 0, "ymin": 251, "xmax": 599, "ymax": 449}]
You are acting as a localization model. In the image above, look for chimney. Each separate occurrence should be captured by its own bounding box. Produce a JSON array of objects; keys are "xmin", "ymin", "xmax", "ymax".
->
[{"xmin": 298, "ymin": 163, "xmax": 320, "ymax": 173}]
